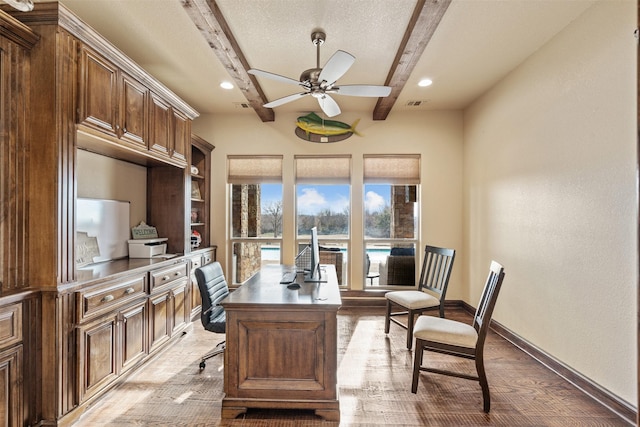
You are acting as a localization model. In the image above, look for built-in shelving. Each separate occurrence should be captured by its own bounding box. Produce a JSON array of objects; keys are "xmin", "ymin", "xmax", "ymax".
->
[{"xmin": 190, "ymin": 134, "xmax": 215, "ymax": 250}]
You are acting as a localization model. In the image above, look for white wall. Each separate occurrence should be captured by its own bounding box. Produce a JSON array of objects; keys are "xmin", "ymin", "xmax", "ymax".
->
[
  {"xmin": 192, "ymin": 110, "xmax": 464, "ymax": 293},
  {"xmin": 464, "ymin": 0, "xmax": 637, "ymax": 404}
]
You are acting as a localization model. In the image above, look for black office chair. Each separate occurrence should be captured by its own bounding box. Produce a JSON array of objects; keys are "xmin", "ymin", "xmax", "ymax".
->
[{"xmin": 194, "ymin": 261, "xmax": 229, "ymax": 370}]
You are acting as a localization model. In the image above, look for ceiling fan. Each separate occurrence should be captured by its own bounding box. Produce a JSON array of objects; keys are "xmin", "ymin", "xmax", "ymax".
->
[{"xmin": 248, "ymin": 30, "xmax": 392, "ymax": 117}]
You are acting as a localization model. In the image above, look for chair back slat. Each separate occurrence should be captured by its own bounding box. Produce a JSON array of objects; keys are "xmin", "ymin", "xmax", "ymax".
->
[
  {"xmin": 473, "ymin": 260, "xmax": 505, "ymax": 339},
  {"xmin": 418, "ymin": 245, "xmax": 456, "ymax": 298}
]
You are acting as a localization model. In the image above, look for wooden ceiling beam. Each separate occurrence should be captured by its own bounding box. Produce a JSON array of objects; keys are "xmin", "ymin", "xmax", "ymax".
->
[
  {"xmin": 181, "ymin": 0, "xmax": 274, "ymax": 122},
  {"xmin": 373, "ymin": 0, "xmax": 451, "ymax": 121}
]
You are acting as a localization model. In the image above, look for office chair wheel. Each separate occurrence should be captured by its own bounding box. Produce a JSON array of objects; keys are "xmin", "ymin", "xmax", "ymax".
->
[{"xmin": 199, "ymin": 360, "xmax": 206, "ymax": 370}]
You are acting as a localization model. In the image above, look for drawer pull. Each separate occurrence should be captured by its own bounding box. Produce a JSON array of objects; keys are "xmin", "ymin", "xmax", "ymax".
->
[
  {"xmin": 162, "ymin": 276, "xmax": 170, "ymax": 281},
  {"xmin": 174, "ymin": 271, "xmax": 180, "ymax": 276},
  {"xmin": 101, "ymin": 294, "xmax": 115, "ymax": 303},
  {"xmin": 124, "ymin": 287, "xmax": 135, "ymax": 295}
]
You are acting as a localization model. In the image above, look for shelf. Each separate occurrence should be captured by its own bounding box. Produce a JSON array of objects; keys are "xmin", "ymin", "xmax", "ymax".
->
[
  {"xmin": 191, "ymin": 198, "xmax": 205, "ymax": 203},
  {"xmin": 191, "ymin": 222, "xmax": 205, "ymax": 226}
]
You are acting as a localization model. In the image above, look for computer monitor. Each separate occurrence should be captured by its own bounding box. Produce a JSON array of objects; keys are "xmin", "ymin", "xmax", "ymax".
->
[{"xmin": 304, "ymin": 227, "xmax": 325, "ymax": 283}]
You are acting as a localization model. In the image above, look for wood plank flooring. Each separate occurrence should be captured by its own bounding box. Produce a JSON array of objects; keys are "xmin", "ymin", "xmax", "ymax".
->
[{"xmin": 75, "ymin": 307, "xmax": 631, "ymax": 426}]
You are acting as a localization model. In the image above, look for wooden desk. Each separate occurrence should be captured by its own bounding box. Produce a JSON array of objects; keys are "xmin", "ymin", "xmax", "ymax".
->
[{"xmin": 220, "ymin": 264, "xmax": 341, "ymax": 421}]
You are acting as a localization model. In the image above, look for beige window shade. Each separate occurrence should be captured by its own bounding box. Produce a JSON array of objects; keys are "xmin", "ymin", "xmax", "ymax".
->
[
  {"xmin": 227, "ymin": 155, "xmax": 283, "ymax": 183},
  {"xmin": 363, "ymin": 154, "xmax": 420, "ymax": 184},
  {"xmin": 295, "ymin": 155, "xmax": 351, "ymax": 184}
]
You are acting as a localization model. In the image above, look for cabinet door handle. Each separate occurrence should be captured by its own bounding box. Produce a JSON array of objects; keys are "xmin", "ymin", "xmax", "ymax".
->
[
  {"xmin": 101, "ymin": 294, "xmax": 114, "ymax": 303},
  {"xmin": 124, "ymin": 287, "xmax": 135, "ymax": 295}
]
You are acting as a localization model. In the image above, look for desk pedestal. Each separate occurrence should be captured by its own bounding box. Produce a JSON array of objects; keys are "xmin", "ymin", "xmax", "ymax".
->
[{"xmin": 221, "ymin": 265, "xmax": 341, "ymax": 421}]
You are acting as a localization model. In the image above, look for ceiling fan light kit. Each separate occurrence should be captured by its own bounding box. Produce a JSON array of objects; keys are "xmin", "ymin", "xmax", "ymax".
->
[{"xmin": 248, "ymin": 29, "xmax": 391, "ymax": 118}]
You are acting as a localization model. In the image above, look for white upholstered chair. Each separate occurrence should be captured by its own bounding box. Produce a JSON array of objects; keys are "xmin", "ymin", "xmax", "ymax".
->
[
  {"xmin": 411, "ymin": 260, "xmax": 505, "ymax": 413},
  {"xmin": 384, "ymin": 245, "xmax": 456, "ymax": 349}
]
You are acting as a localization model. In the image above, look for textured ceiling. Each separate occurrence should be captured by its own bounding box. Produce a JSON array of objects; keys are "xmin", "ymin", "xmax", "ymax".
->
[{"xmin": 40, "ymin": 0, "xmax": 595, "ymax": 119}]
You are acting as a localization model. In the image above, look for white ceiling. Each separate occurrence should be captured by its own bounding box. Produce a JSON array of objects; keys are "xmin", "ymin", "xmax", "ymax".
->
[{"xmin": 40, "ymin": 0, "xmax": 595, "ymax": 120}]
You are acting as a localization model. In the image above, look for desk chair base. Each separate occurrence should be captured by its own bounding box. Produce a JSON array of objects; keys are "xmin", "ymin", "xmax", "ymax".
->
[{"xmin": 199, "ymin": 341, "xmax": 225, "ymax": 370}]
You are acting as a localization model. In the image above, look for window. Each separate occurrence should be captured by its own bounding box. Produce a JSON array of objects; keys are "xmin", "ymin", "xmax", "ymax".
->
[
  {"xmin": 228, "ymin": 156, "xmax": 283, "ymax": 284},
  {"xmin": 363, "ymin": 155, "xmax": 420, "ymax": 288},
  {"xmin": 295, "ymin": 155, "xmax": 351, "ymax": 286}
]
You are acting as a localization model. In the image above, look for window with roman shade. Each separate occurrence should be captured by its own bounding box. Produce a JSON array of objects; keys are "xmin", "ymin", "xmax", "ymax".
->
[{"xmin": 227, "ymin": 155, "xmax": 283, "ymax": 284}]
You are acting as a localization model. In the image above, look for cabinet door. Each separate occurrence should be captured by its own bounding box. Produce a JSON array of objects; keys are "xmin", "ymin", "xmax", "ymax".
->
[
  {"xmin": 78, "ymin": 45, "xmax": 118, "ymax": 136},
  {"xmin": 149, "ymin": 93, "xmax": 172, "ymax": 159},
  {"xmin": 172, "ymin": 109, "xmax": 189, "ymax": 164},
  {"xmin": 148, "ymin": 291, "xmax": 170, "ymax": 353},
  {"xmin": 120, "ymin": 300, "xmax": 148, "ymax": 373},
  {"xmin": 0, "ymin": 345, "xmax": 23, "ymax": 427},
  {"xmin": 77, "ymin": 315, "xmax": 118, "ymax": 402},
  {"xmin": 119, "ymin": 73, "xmax": 148, "ymax": 149},
  {"xmin": 170, "ymin": 279, "xmax": 189, "ymax": 334}
]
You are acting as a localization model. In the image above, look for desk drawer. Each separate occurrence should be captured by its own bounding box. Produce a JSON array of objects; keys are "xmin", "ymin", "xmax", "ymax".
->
[
  {"xmin": 202, "ymin": 249, "xmax": 215, "ymax": 265},
  {"xmin": 150, "ymin": 263, "xmax": 188, "ymax": 292},
  {"xmin": 78, "ymin": 273, "xmax": 146, "ymax": 322},
  {"xmin": 190, "ymin": 255, "xmax": 202, "ymax": 271}
]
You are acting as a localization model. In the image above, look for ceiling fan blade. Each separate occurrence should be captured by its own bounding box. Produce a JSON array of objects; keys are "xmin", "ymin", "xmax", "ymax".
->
[
  {"xmin": 263, "ymin": 92, "xmax": 309, "ymax": 108},
  {"xmin": 317, "ymin": 94, "xmax": 341, "ymax": 117},
  {"xmin": 318, "ymin": 50, "xmax": 355, "ymax": 87},
  {"xmin": 333, "ymin": 85, "xmax": 392, "ymax": 97},
  {"xmin": 248, "ymin": 69, "xmax": 303, "ymax": 87}
]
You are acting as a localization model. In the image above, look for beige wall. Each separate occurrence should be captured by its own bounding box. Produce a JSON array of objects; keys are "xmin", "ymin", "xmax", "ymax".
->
[
  {"xmin": 464, "ymin": 0, "xmax": 636, "ymax": 403},
  {"xmin": 192, "ymin": 110, "xmax": 464, "ymax": 293},
  {"xmin": 77, "ymin": 149, "xmax": 147, "ymax": 229},
  {"xmin": 191, "ymin": 0, "xmax": 636, "ymax": 406}
]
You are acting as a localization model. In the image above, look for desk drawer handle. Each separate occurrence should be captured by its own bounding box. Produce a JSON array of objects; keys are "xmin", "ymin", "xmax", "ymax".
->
[
  {"xmin": 101, "ymin": 294, "xmax": 114, "ymax": 303},
  {"xmin": 162, "ymin": 275, "xmax": 170, "ymax": 281},
  {"xmin": 174, "ymin": 271, "xmax": 180, "ymax": 276},
  {"xmin": 124, "ymin": 287, "xmax": 135, "ymax": 295}
]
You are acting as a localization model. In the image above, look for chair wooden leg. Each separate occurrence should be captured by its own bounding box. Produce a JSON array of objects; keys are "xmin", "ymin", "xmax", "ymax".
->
[
  {"xmin": 411, "ymin": 339, "xmax": 424, "ymax": 393},
  {"xmin": 384, "ymin": 300, "xmax": 392, "ymax": 333},
  {"xmin": 406, "ymin": 310, "xmax": 415, "ymax": 350},
  {"xmin": 476, "ymin": 353, "xmax": 490, "ymax": 413}
]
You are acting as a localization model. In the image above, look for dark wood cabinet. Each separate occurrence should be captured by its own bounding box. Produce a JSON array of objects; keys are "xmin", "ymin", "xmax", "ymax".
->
[
  {"xmin": 0, "ymin": 11, "xmax": 38, "ymax": 427},
  {"xmin": 149, "ymin": 262, "xmax": 189, "ymax": 352},
  {"xmin": 1, "ymin": 3, "xmax": 206, "ymax": 425},
  {"xmin": 76, "ymin": 272, "xmax": 149, "ymax": 403},
  {"xmin": 0, "ymin": 345, "xmax": 23, "ymax": 427},
  {"xmin": 149, "ymin": 92, "xmax": 172, "ymax": 159},
  {"xmin": 120, "ymin": 301, "xmax": 148, "ymax": 373},
  {"xmin": 78, "ymin": 45, "xmax": 191, "ymax": 167},
  {"xmin": 78, "ymin": 47, "xmax": 149, "ymax": 152},
  {"xmin": 172, "ymin": 109, "xmax": 189, "ymax": 164},
  {"xmin": 120, "ymin": 73, "xmax": 148, "ymax": 148},
  {"xmin": 78, "ymin": 45, "xmax": 119, "ymax": 137},
  {"xmin": 0, "ymin": 302, "xmax": 24, "ymax": 427},
  {"xmin": 148, "ymin": 290, "xmax": 170, "ymax": 353}
]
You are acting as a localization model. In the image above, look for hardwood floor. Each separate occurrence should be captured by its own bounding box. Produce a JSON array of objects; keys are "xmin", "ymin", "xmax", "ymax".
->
[{"xmin": 76, "ymin": 307, "xmax": 631, "ymax": 426}]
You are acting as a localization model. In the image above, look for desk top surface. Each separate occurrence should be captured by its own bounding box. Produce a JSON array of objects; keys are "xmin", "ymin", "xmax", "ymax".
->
[{"xmin": 221, "ymin": 264, "xmax": 342, "ymax": 308}]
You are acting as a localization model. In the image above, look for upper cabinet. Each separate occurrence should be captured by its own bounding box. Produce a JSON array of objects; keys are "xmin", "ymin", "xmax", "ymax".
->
[{"xmin": 78, "ymin": 43, "xmax": 192, "ymax": 167}]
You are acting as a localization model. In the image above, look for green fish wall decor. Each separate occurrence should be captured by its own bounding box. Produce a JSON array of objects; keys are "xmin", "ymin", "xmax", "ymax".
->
[{"xmin": 295, "ymin": 112, "xmax": 361, "ymax": 143}]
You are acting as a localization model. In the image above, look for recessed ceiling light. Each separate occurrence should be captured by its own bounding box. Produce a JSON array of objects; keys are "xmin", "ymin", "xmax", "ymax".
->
[
  {"xmin": 220, "ymin": 81, "xmax": 234, "ymax": 90},
  {"xmin": 418, "ymin": 79, "xmax": 433, "ymax": 87}
]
